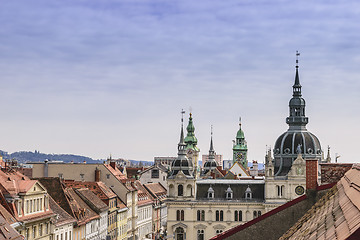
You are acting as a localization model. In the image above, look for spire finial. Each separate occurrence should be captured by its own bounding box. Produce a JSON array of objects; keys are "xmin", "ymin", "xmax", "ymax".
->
[
  {"xmin": 239, "ymin": 117, "xmax": 242, "ymax": 128},
  {"xmin": 296, "ymin": 51, "xmax": 300, "ymax": 69},
  {"xmin": 181, "ymin": 109, "xmax": 185, "ymax": 124},
  {"xmin": 211, "ymin": 125, "xmax": 213, "ymax": 137}
]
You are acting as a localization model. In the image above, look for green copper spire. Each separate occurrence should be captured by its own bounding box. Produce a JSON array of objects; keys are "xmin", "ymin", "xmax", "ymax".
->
[
  {"xmin": 233, "ymin": 118, "xmax": 248, "ymax": 168},
  {"xmin": 184, "ymin": 113, "xmax": 199, "ymax": 151}
]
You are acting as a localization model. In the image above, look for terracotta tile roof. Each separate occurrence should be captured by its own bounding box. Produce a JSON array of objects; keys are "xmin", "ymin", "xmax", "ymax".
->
[
  {"xmin": 122, "ymin": 167, "xmax": 146, "ymax": 179},
  {"xmin": 320, "ymin": 163, "xmax": 353, "ymax": 185},
  {"xmin": 63, "ymin": 180, "xmax": 116, "ymax": 200},
  {"xmin": 104, "ymin": 164, "xmax": 127, "ymax": 181},
  {"xmin": 280, "ymin": 164, "xmax": 360, "ymax": 240},
  {"xmin": 0, "ymin": 201, "xmax": 17, "ymax": 225},
  {"xmin": 0, "ymin": 170, "xmax": 33, "ymax": 197},
  {"xmin": 133, "ymin": 181, "xmax": 153, "ymax": 206},
  {"xmin": 49, "ymin": 196, "xmax": 76, "ymax": 227},
  {"xmin": 0, "ymin": 213, "xmax": 23, "ymax": 240},
  {"xmin": 143, "ymin": 183, "xmax": 167, "ymax": 200},
  {"xmin": 75, "ymin": 188, "xmax": 108, "ymax": 213},
  {"xmin": 37, "ymin": 178, "xmax": 73, "ymax": 216},
  {"xmin": 65, "ymin": 188, "xmax": 99, "ymax": 225}
]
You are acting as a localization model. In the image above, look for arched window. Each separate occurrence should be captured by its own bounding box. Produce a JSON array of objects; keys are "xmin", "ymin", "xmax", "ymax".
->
[
  {"xmin": 220, "ymin": 210, "xmax": 223, "ymax": 221},
  {"xmin": 269, "ymin": 169, "xmax": 272, "ymax": 176},
  {"xmin": 197, "ymin": 229, "xmax": 204, "ymax": 240},
  {"xmin": 197, "ymin": 210, "xmax": 200, "ymax": 221},
  {"xmin": 216, "ymin": 230, "xmax": 223, "ymax": 235},
  {"xmin": 216, "ymin": 210, "xmax": 219, "ymax": 221},
  {"xmin": 253, "ymin": 211, "xmax": 257, "ymax": 218},
  {"xmin": 281, "ymin": 185, "xmax": 285, "ymax": 197},
  {"xmin": 234, "ymin": 210, "xmax": 242, "ymax": 221},
  {"xmin": 277, "ymin": 185, "xmax": 281, "ymax": 197},
  {"xmin": 258, "ymin": 211, "xmax": 261, "ymax": 217},
  {"xmin": 175, "ymin": 227, "xmax": 184, "ymax": 240},
  {"xmin": 178, "ymin": 185, "xmax": 183, "ymax": 196},
  {"xmin": 180, "ymin": 210, "xmax": 184, "ymax": 221},
  {"xmin": 176, "ymin": 210, "xmax": 180, "ymax": 221}
]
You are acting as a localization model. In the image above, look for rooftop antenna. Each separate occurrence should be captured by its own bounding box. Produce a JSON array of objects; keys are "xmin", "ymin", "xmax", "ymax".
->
[{"xmin": 335, "ymin": 153, "xmax": 341, "ymax": 163}]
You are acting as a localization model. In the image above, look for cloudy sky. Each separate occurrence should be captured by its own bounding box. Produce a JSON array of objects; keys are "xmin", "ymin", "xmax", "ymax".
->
[{"xmin": 0, "ymin": 0, "xmax": 359, "ymax": 163}]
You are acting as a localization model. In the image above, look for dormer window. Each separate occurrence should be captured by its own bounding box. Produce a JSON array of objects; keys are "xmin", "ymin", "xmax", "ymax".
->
[
  {"xmin": 245, "ymin": 185, "xmax": 252, "ymax": 199},
  {"xmin": 226, "ymin": 185, "xmax": 233, "ymax": 199},
  {"xmin": 207, "ymin": 185, "xmax": 214, "ymax": 199}
]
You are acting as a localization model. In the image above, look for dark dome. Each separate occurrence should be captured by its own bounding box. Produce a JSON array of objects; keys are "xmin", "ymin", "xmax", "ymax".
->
[
  {"xmin": 204, "ymin": 160, "xmax": 218, "ymax": 168},
  {"xmin": 274, "ymin": 131, "xmax": 321, "ymax": 156},
  {"xmin": 289, "ymin": 97, "xmax": 305, "ymax": 106},
  {"xmin": 273, "ymin": 130, "xmax": 322, "ymax": 176}
]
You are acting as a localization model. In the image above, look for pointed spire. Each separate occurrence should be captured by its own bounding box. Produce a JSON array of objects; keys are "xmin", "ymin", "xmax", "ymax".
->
[
  {"xmin": 209, "ymin": 125, "xmax": 215, "ymax": 157},
  {"xmin": 184, "ymin": 112, "xmax": 198, "ymax": 149},
  {"xmin": 326, "ymin": 146, "xmax": 331, "ymax": 163},
  {"xmin": 293, "ymin": 51, "xmax": 302, "ymax": 97},
  {"xmin": 177, "ymin": 109, "xmax": 187, "ymax": 155}
]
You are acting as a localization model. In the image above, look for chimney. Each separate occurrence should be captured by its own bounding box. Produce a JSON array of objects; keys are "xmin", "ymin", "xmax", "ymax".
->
[
  {"xmin": 44, "ymin": 159, "xmax": 49, "ymax": 177},
  {"xmin": 110, "ymin": 161, "xmax": 116, "ymax": 169},
  {"xmin": 95, "ymin": 168, "xmax": 101, "ymax": 182},
  {"xmin": 306, "ymin": 159, "xmax": 318, "ymax": 190}
]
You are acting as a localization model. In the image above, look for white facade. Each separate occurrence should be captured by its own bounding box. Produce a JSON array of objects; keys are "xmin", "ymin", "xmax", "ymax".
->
[
  {"xmin": 98, "ymin": 211, "xmax": 108, "ymax": 240},
  {"xmin": 137, "ymin": 204, "xmax": 153, "ymax": 240},
  {"xmin": 54, "ymin": 223, "xmax": 74, "ymax": 240},
  {"xmin": 85, "ymin": 218, "xmax": 99, "ymax": 240}
]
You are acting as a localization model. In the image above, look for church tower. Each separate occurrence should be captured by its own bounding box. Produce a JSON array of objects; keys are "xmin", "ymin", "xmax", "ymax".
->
[
  {"xmin": 203, "ymin": 127, "xmax": 219, "ymax": 175},
  {"xmin": 167, "ymin": 112, "xmax": 196, "ymax": 200},
  {"xmin": 232, "ymin": 119, "xmax": 248, "ymax": 168},
  {"xmin": 184, "ymin": 113, "xmax": 200, "ymax": 178},
  {"xmin": 273, "ymin": 52, "xmax": 322, "ymax": 176}
]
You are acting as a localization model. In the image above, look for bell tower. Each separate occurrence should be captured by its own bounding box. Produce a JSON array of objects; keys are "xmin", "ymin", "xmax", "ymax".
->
[
  {"xmin": 232, "ymin": 118, "xmax": 248, "ymax": 168},
  {"xmin": 184, "ymin": 112, "xmax": 200, "ymax": 178}
]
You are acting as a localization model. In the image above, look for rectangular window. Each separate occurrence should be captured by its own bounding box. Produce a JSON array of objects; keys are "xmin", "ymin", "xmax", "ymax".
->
[
  {"xmin": 106, "ymin": 174, "xmax": 110, "ymax": 179},
  {"xmin": 151, "ymin": 169, "xmax": 159, "ymax": 178},
  {"xmin": 40, "ymin": 198, "xmax": 43, "ymax": 210},
  {"xmin": 80, "ymin": 174, "xmax": 84, "ymax": 180}
]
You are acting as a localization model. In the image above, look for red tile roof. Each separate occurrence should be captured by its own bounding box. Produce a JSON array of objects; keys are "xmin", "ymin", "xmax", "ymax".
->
[{"xmin": 280, "ymin": 164, "xmax": 360, "ymax": 240}]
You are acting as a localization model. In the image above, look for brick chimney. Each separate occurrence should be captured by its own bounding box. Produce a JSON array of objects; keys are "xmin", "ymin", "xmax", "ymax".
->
[
  {"xmin": 95, "ymin": 167, "xmax": 101, "ymax": 182},
  {"xmin": 306, "ymin": 159, "xmax": 318, "ymax": 190},
  {"xmin": 110, "ymin": 161, "xmax": 116, "ymax": 169}
]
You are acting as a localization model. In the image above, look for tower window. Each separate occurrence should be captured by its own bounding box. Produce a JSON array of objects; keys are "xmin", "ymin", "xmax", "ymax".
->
[
  {"xmin": 234, "ymin": 210, "xmax": 242, "ymax": 221},
  {"xmin": 216, "ymin": 210, "xmax": 223, "ymax": 221},
  {"xmin": 176, "ymin": 210, "xmax": 184, "ymax": 221},
  {"xmin": 197, "ymin": 210, "xmax": 205, "ymax": 221},
  {"xmin": 178, "ymin": 185, "xmax": 183, "ymax": 196}
]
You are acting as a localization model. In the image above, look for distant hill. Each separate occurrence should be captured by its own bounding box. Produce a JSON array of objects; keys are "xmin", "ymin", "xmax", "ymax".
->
[{"xmin": 0, "ymin": 150, "xmax": 152, "ymax": 166}]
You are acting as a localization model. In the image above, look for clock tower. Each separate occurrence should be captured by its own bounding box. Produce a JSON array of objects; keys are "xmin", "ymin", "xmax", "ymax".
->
[
  {"xmin": 184, "ymin": 112, "xmax": 200, "ymax": 178},
  {"xmin": 233, "ymin": 119, "xmax": 248, "ymax": 168}
]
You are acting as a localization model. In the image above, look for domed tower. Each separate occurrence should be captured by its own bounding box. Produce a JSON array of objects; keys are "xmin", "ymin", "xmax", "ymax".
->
[
  {"xmin": 168, "ymin": 112, "xmax": 196, "ymax": 199},
  {"xmin": 203, "ymin": 127, "xmax": 219, "ymax": 175},
  {"xmin": 168, "ymin": 119, "xmax": 194, "ymax": 179},
  {"xmin": 184, "ymin": 112, "xmax": 200, "ymax": 178},
  {"xmin": 233, "ymin": 119, "xmax": 248, "ymax": 168},
  {"xmin": 273, "ymin": 52, "xmax": 322, "ymax": 176}
]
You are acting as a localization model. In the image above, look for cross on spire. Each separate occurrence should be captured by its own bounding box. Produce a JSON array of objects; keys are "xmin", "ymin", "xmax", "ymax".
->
[
  {"xmin": 181, "ymin": 109, "xmax": 185, "ymax": 123},
  {"xmin": 296, "ymin": 51, "xmax": 300, "ymax": 68}
]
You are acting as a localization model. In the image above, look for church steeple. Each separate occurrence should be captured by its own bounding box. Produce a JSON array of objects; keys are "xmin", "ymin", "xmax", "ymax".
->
[
  {"xmin": 233, "ymin": 118, "xmax": 248, "ymax": 168},
  {"xmin": 286, "ymin": 51, "xmax": 308, "ymax": 130},
  {"xmin": 184, "ymin": 113, "xmax": 198, "ymax": 151}
]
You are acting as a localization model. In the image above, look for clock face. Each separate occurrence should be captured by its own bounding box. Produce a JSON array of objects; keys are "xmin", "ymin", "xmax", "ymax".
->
[
  {"xmin": 295, "ymin": 186, "xmax": 305, "ymax": 195},
  {"xmin": 236, "ymin": 152, "xmax": 243, "ymax": 160}
]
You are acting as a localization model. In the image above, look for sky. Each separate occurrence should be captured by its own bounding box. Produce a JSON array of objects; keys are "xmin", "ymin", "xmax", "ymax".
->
[{"xmin": 0, "ymin": 0, "xmax": 360, "ymax": 163}]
